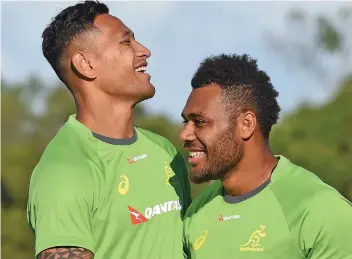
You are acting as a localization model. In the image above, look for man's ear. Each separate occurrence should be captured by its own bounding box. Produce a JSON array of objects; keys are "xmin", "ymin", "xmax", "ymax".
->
[
  {"xmin": 71, "ymin": 51, "xmax": 97, "ymax": 80},
  {"xmin": 238, "ymin": 111, "xmax": 256, "ymax": 140}
]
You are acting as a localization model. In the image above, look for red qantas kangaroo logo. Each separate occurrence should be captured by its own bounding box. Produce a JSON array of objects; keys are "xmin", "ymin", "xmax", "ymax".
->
[{"xmin": 128, "ymin": 206, "xmax": 148, "ymax": 225}]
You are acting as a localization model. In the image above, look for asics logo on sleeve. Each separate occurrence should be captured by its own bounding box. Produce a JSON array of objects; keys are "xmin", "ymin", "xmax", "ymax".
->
[{"xmin": 193, "ymin": 230, "xmax": 208, "ymax": 251}]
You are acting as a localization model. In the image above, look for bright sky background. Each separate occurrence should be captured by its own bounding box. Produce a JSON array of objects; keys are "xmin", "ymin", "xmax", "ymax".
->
[{"xmin": 2, "ymin": 1, "xmax": 350, "ymax": 122}]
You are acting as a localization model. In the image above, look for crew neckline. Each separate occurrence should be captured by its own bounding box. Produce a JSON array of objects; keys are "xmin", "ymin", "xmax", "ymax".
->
[
  {"xmin": 66, "ymin": 114, "xmax": 138, "ymax": 145},
  {"xmin": 222, "ymin": 156, "xmax": 287, "ymax": 204}
]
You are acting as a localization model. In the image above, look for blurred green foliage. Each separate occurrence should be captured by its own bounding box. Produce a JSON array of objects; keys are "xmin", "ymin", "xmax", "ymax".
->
[
  {"xmin": 270, "ymin": 75, "xmax": 352, "ymax": 199},
  {"xmin": 2, "ymin": 7, "xmax": 351, "ymax": 259}
]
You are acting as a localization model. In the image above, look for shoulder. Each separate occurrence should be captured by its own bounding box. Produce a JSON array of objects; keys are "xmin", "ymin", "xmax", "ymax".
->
[
  {"xmin": 185, "ymin": 181, "xmax": 222, "ymax": 221},
  {"xmin": 33, "ymin": 120, "xmax": 99, "ymax": 181},
  {"xmin": 136, "ymin": 127, "xmax": 178, "ymax": 156},
  {"xmin": 41, "ymin": 120, "xmax": 97, "ymax": 160},
  {"xmin": 29, "ymin": 160, "xmax": 95, "ymax": 203},
  {"xmin": 269, "ymin": 156, "xmax": 352, "ymax": 254},
  {"xmin": 269, "ymin": 156, "xmax": 340, "ymax": 210},
  {"xmin": 271, "ymin": 165, "xmax": 351, "ymax": 225},
  {"xmin": 308, "ymin": 188, "xmax": 352, "ymax": 217},
  {"xmin": 136, "ymin": 128, "xmax": 189, "ymax": 180},
  {"xmin": 296, "ymin": 184, "xmax": 352, "ymax": 257},
  {"xmin": 29, "ymin": 127, "xmax": 97, "ymax": 201}
]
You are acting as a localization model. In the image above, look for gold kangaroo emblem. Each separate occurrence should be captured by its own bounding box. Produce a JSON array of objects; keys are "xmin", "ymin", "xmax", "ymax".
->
[
  {"xmin": 240, "ymin": 225, "xmax": 266, "ymax": 248},
  {"xmin": 118, "ymin": 175, "xmax": 129, "ymax": 195},
  {"xmin": 193, "ymin": 230, "xmax": 208, "ymax": 251},
  {"xmin": 164, "ymin": 161, "xmax": 173, "ymax": 185}
]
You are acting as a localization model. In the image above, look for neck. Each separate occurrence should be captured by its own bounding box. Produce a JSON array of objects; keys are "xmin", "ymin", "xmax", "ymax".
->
[
  {"xmin": 75, "ymin": 90, "xmax": 135, "ymax": 139},
  {"xmin": 222, "ymin": 142, "xmax": 278, "ymax": 197}
]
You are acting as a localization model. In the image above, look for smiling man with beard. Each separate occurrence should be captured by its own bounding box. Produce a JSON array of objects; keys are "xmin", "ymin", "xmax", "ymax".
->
[
  {"xmin": 181, "ymin": 53, "xmax": 352, "ymax": 259},
  {"xmin": 26, "ymin": 1, "xmax": 191, "ymax": 259}
]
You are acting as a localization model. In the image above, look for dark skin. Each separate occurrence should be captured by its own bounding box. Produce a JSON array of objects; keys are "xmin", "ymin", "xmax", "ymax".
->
[
  {"xmin": 62, "ymin": 13, "xmax": 154, "ymax": 139},
  {"xmin": 37, "ymin": 247, "xmax": 93, "ymax": 259},
  {"xmin": 38, "ymin": 13, "xmax": 154, "ymax": 259},
  {"xmin": 180, "ymin": 84, "xmax": 278, "ymax": 196}
]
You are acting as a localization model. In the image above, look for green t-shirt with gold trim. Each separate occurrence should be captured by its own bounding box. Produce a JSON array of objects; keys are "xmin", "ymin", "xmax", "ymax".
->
[
  {"xmin": 27, "ymin": 115, "xmax": 191, "ymax": 259},
  {"xmin": 183, "ymin": 156, "xmax": 352, "ymax": 259}
]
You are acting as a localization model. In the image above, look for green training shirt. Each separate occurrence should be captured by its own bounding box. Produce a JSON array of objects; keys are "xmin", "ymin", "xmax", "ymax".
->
[
  {"xmin": 183, "ymin": 156, "xmax": 352, "ymax": 259},
  {"xmin": 27, "ymin": 115, "xmax": 191, "ymax": 259}
]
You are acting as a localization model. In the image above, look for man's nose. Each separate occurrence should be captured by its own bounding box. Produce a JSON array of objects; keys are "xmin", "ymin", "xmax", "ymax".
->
[
  {"xmin": 179, "ymin": 124, "xmax": 196, "ymax": 143},
  {"xmin": 135, "ymin": 41, "xmax": 151, "ymax": 59}
]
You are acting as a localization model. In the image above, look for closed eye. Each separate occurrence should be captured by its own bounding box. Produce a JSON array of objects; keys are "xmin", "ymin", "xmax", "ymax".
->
[{"xmin": 121, "ymin": 39, "xmax": 131, "ymax": 45}]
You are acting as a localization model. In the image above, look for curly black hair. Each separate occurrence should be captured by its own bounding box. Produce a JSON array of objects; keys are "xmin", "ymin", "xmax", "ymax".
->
[
  {"xmin": 42, "ymin": 0, "xmax": 109, "ymax": 83},
  {"xmin": 191, "ymin": 53, "xmax": 280, "ymax": 139}
]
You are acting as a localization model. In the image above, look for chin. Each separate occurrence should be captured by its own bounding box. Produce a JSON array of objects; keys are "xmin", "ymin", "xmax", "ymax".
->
[
  {"xmin": 145, "ymin": 83, "xmax": 156, "ymax": 98},
  {"xmin": 190, "ymin": 168, "xmax": 213, "ymax": 184},
  {"xmin": 137, "ymin": 83, "xmax": 155, "ymax": 102},
  {"xmin": 190, "ymin": 174, "xmax": 212, "ymax": 184}
]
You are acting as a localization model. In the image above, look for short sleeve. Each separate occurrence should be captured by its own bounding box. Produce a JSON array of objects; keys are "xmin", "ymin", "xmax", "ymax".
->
[
  {"xmin": 301, "ymin": 190, "xmax": 352, "ymax": 258},
  {"xmin": 27, "ymin": 163, "xmax": 96, "ymax": 256},
  {"xmin": 171, "ymin": 151, "xmax": 192, "ymax": 218}
]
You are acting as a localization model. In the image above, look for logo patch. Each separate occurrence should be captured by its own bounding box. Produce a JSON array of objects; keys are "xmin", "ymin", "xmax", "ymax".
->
[
  {"xmin": 164, "ymin": 161, "xmax": 174, "ymax": 185},
  {"xmin": 193, "ymin": 230, "xmax": 208, "ymax": 251},
  {"xmin": 128, "ymin": 206, "xmax": 148, "ymax": 225},
  {"xmin": 128, "ymin": 200, "xmax": 182, "ymax": 225},
  {"xmin": 144, "ymin": 200, "xmax": 182, "ymax": 219},
  {"xmin": 118, "ymin": 175, "xmax": 129, "ymax": 195},
  {"xmin": 218, "ymin": 214, "xmax": 240, "ymax": 221},
  {"xmin": 240, "ymin": 225, "xmax": 266, "ymax": 252},
  {"xmin": 127, "ymin": 154, "xmax": 147, "ymax": 164}
]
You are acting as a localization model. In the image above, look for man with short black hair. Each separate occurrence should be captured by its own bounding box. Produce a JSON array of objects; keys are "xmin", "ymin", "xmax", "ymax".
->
[
  {"xmin": 27, "ymin": 1, "xmax": 191, "ymax": 258},
  {"xmin": 181, "ymin": 53, "xmax": 352, "ymax": 259}
]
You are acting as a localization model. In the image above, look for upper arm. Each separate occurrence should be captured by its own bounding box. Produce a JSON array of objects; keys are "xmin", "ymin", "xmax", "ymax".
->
[
  {"xmin": 302, "ymin": 191, "xmax": 352, "ymax": 259},
  {"xmin": 27, "ymin": 163, "xmax": 96, "ymax": 257},
  {"xmin": 37, "ymin": 247, "xmax": 93, "ymax": 259}
]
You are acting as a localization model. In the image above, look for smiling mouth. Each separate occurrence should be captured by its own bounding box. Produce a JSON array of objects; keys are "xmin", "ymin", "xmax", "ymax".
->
[
  {"xmin": 189, "ymin": 151, "xmax": 205, "ymax": 158},
  {"xmin": 135, "ymin": 66, "xmax": 146, "ymax": 73},
  {"xmin": 188, "ymin": 151, "xmax": 206, "ymax": 166}
]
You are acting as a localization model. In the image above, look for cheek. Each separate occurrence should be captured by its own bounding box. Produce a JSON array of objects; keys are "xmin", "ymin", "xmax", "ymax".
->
[
  {"xmin": 195, "ymin": 128, "xmax": 218, "ymax": 149},
  {"xmin": 118, "ymin": 48, "xmax": 135, "ymax": 66},
  {"xmin": 99, "ymin": 49, "xmax": 133, "ymax": 69},
  {"xmin": 205, "ymin": 125, "xmax": 234, "ymax": 151}
]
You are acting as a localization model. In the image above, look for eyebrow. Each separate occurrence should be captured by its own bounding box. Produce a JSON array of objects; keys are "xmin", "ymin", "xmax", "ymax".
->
[
  {"xmin": 181, "ymin": 112, "xmax": 207, "ymax": 119},
  {"xmin": 121, "ymin": 29, "xmax": 134, "ymax": 39}
]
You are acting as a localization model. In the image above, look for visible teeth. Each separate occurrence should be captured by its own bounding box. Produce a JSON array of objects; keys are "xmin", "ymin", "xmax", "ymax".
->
[
  {"xmin": 189, "ymin": 152, "xmax": 205, "ymax": 158},
  {"xmin": 135, "ymin": 66, "xmax": 146, "ymax": 72}
]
